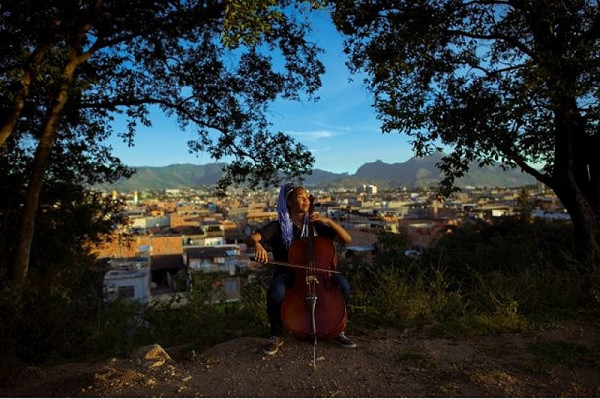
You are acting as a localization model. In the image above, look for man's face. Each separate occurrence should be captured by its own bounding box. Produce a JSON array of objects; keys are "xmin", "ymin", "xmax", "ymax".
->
[{"xmin": 288, "ymin": 188, "xmax": 310, "ymax": 213}]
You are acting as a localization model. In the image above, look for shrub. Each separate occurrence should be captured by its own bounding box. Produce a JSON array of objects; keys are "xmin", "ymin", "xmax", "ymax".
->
[{"xmin": 346, "ymin": 217, "xmax": 594, "ymax": 336}]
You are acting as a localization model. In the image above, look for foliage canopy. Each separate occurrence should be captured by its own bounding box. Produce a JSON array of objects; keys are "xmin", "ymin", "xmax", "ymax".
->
[
  {"xmin": 1, "ymin": 0, "xmax": 327, "ymax": 287},
  {"xmin": 330, "ymin": 0, "xmax": 600, "ymax": 273}
]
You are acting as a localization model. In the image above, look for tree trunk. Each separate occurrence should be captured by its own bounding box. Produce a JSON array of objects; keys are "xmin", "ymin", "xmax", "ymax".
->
[
  {"xmin": 564, "ymin": 194, "xmax": 600, "ymax": 272},
  {"xmin": 0, "ymin": 46, "xmax": 47, "ymax": 147},
  {"xmin": 10, "ymin": 54, "xmax": 80, "ymax": 290},
  {"xmin": 0, "ymin": 193, "xmax": 12, "ymax": 282},
  {"xmin": 551, "ymin": 98, "xmax": 600, "ymax": 278},
  {"xmin": 575, "ymin": 213, "xmax": 600, "ymax": 275},
  {"xmin": 9, "ymin": 8, "xmax": 98, "ymax": 291},
  {"xmin": 556, "ymin": 183, "xmax": 600, "ymax": 275}
]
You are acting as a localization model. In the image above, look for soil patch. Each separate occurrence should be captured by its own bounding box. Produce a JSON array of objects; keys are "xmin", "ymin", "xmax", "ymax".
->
[{"xmin": 1, "ymin": 321, "xmax": 599, "ymax": 397}]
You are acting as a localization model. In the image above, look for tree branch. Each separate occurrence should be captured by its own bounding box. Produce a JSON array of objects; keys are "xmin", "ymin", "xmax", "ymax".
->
[
  {"xmin": 512, "ymin": 154, "xmax": 552, "ymax": 186},
  {"xmin": 0, "ymin": 45, "xmax": 48, "ymax": 146},
  {"xmin": 464, "ymin": 0, "xmax": 512, "ymax": 6},
  {"xmin": 466, "ymin": 62, "xmax": 525, "ymax": 77},
  {"xmin": 445, "ymin": 29, "xmax": 537, "ymax": 60},
  {"xmin": 500, "ymin": 123, "xmax": 553, "ymax": 186},
  {"xmin": 79, "ymin": 96, "xmax": 253, "ymax": 159},
  {"xmin": 573, "ymin": 8, "xmax": 600, "ymax": 59}
]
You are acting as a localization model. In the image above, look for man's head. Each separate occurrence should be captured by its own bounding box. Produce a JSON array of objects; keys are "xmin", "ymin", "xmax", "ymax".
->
[
  {"xmin": 286, "ymin": 186, "xmax": 309, "ymax": 214},
  {"xmin": 278, "ymin": 182, "xmax": 307, "ymax": 248}
]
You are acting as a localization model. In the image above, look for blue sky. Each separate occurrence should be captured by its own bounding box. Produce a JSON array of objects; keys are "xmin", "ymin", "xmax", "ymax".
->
[{"xmin": 106, "ymin": 11, "xmax": 415, "ymax": 175}]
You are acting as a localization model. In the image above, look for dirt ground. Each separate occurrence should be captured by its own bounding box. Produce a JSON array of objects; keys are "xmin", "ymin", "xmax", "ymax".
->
[{"xmin": 1, "ymin": 321, "xmax": 599, "ymax": 397}]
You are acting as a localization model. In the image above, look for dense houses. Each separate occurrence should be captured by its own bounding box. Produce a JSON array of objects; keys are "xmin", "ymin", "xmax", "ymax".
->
[{"xmin": 93, "ymin": 183, "xmax": 568, "ymax": 304}]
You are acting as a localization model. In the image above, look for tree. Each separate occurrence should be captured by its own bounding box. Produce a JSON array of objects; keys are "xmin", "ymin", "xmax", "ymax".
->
[
  {"xmin": 1, "ymin": 0, "xmax": 325, "ymax": 289},
  {"xmin": 0, "ymin": 90, "xmax": 133, "ymax": 265},
  {"xmin": 0, "ymin": 133, "xmax": 130, "ymax": 360},
  {"xmin": 330, "ymin": 1, "xmax": 600, "ymax": 275},
  {"xmin": 0, "ymin": 121, "xmax": 130, "ymax": 283},
  {"xmin": 516, "ymin": 187, "xmax": 534, "ymax": 221}
]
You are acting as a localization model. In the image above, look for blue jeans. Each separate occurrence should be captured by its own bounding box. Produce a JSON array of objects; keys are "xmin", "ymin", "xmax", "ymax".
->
[{"xmin": 266, "ymin": 270, "xmax": 351, "ymax": 336}]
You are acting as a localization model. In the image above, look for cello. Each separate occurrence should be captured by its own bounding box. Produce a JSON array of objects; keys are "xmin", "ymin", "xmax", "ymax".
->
[{"xmin": 280, "ymin": 195, "xmax": 347, "ymax": 367}]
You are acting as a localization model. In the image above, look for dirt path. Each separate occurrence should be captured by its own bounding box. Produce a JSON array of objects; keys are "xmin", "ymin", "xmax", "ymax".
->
[{"xmin": 1, "ymin": 322, "xmax": 599, "ymax": 397}]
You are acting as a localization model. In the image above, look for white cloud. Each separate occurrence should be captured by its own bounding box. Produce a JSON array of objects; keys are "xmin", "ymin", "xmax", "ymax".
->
[
  {"xmin": 288, "ymin": 130, "xmax": 343, "ymax": 141},
  {"xmin": 315, "ymin": 122, "xmax": 353, "ymax": 132}
]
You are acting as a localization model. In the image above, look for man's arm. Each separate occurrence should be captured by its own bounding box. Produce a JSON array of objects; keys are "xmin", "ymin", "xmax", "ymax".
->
[
  {"xmin": 246, "ymin": 231, "xmax": 269, "ymax": 263},
  {"xmin": 311, "ymin": 213, "xmax": 352, "ymax": 245}
]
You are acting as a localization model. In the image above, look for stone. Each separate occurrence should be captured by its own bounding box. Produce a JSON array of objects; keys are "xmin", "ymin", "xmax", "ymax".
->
[{"xmin": 131, "ymin": 344, "xmax": 173, "ymax": 369}]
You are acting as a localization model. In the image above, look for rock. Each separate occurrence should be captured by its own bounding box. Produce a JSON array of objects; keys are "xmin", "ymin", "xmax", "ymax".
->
[
  {"xmin": 131, "ymin": 344, "xmax": 173, "ymax": 369},
  {"xmin": 164, "ymin": 343, "xmax": 198, "ymax": 361}
]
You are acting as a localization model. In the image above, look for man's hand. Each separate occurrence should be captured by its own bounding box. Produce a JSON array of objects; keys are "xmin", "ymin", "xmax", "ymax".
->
[
  {"xmin": 309, "ymin": 212, "xmax": 331, "ymax": 226},
  {"xmin": 254, "ymin": 243, "xmax": 269, "ymax": 263},
  {"xmin": 309, "ymin": 212, "xmax": 352, "ymax": 245}
]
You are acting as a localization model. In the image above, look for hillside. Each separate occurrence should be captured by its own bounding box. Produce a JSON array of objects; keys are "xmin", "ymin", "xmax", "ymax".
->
[
  {"xmin": 95, "ymin": 154, "xmax": 535, "ymax": 192},
  {"xmin": 1, "ymin": 322, "xmax": 598, "ymax": 397},
  {"xmin": 353, "ymin": 154, "xmax": 535, "ymax": 188},
  {"xmin": 95, "ymin": 163, "xmax": 228, "ymax": 192}
]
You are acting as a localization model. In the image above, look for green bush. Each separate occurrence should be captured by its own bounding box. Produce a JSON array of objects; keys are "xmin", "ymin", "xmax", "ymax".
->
[
  {"xmin": 0, "ymin": 256, "xmax": 106, "ymax": 363},
  {"xmin": 345, "ymin": 217, "xmax": 594, "ymax": 336},
  {"xmin": 348, "ymin": 259, "xmax": 467, "ymax": 329},
  {"xmin": 85, "ymin": 299, "xmax": 149, "ymax": 357},
  {"xmin": 140, "ymin": 274, "xmax": 267, "ymax": 351}
]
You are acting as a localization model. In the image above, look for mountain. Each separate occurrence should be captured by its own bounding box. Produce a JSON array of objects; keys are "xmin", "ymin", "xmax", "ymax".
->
[
  {"xmin": 303, "ymin": 169, "xmax": 350, "ymax": 186},
  {"xmin": 352, "ymin": 152, "xmax": 535, "ymax": 189},
  {"xmin": 95, "ymin": 163, "xmax": 226, "ymax": 192},
  {"xmin": 95, "ymin": 154, "xmax": 536, "ymax": 192},
  {"xmin": 355, "ymin": 155, "xmax": 442, "ymax": 186}
]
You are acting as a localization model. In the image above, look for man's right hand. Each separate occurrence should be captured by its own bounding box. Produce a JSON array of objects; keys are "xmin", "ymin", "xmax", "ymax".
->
[{"xmin": 254, "ymin": 243, "xmax": 269, "ymax": 263}]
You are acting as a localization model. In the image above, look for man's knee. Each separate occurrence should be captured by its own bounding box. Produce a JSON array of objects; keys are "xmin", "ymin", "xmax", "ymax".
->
[
  {"xmin": 331, "ymin": 274, "xmax": 351, "ymax": 303},
  {"xmin": 267, "ymin": 275, "xmax": 287, "ymax": 303},
  {"xmin": 332, "ymin": 274, "xmax": 350, "ymax": 290}
]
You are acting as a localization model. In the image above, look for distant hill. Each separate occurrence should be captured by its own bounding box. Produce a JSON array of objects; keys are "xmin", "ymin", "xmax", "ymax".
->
[
  {"xmin": 95, "ymin": 154, "xmax": 536, "ymax": 192},
  {"xmin": 351, "ymin": 152, "xmax": 535, "ymax": 189},
  {"xmin": 95, "ymin": 163, "xmax": 227, "ymax": 192}
]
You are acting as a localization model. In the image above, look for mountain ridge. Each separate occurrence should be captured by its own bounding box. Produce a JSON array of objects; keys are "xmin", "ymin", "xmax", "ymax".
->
[{"xmin": 96, "ymin": 154, "xmax": 536, "ymax": 192}]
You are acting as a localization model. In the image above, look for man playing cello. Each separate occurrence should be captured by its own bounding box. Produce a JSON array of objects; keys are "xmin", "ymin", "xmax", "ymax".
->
[{"xmin": 247, "ymin": 183, "xmax": 357, "ymax": 355}]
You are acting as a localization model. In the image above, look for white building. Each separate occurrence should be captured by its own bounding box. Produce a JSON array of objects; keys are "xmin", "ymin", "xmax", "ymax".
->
[
  {"xmin": 131, "ymin": 215, "xmax": 171, "ymax": 230},
  {"xmin": 184, "ymin": 245, "xmax": 241, "ymax": 275},
  {"xmin": 364, "ymin": 184, "xmax": 378, "ymax": 195},
  {"xmin": 166, "ymin": 188, "xmax": 182, "ymax": 196},
  {"xmin": 103, "ymin": 258, "xmax": 152, "ymax": 303}
]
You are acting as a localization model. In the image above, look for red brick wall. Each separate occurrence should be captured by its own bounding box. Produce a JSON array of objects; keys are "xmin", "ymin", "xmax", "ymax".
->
[{"xmin": 91, "ymin": 234, "xmax": 183, "ymax": 258}]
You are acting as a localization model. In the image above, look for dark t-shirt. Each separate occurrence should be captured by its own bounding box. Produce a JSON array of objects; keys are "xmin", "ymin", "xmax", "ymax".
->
[{"xmin": 256, "ymin": 220, "xmax": 337, "ymax": 263}]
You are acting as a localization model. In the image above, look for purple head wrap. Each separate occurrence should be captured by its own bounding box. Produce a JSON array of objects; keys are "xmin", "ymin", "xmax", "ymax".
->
[{"xmin": 277, "ymin": 183, "xmax": 296, "ymax": 249}]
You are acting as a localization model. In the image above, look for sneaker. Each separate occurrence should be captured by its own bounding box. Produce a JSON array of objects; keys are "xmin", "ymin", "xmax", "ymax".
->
[
  {"xmin": 335, "ymin": 331, "xmax": 357, "ymax": 349},
  {"xmin": 262, "ymin": 335, "xmax": 284, "ymax": 355}
]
